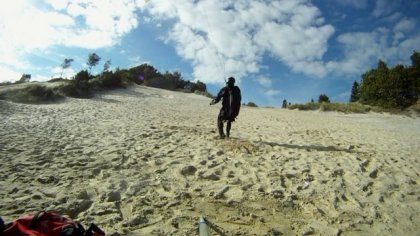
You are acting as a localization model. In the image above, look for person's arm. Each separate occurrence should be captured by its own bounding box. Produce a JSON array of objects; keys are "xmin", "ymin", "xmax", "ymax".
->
[
  {"xmin": 235, "ymin": 86, "xmax": 242, "ymax": 117},
  {"xmin": 210, "ymin": 88, "xmax": 225, "ymax": 105}
]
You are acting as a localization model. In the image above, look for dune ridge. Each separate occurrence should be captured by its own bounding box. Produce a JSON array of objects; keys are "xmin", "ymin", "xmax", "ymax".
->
[{"xmin": 1, "ymin": 85, "xmax": 419, "ymax": 235}]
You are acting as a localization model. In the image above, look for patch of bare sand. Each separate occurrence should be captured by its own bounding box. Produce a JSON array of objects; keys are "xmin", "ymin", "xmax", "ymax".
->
[{"xmin": 0, "ymin": 85, "xmax": 419, "ymax": 235}]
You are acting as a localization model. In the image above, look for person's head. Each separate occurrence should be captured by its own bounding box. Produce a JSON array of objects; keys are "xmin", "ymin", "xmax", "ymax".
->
[{"xmin": 227, "ymin": 77, "xmax": 235, "ymax": 87}]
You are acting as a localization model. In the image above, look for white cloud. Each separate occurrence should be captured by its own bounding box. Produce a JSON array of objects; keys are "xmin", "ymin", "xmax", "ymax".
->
[
  {"xmin": 266, "ymin": 89, "xmax": 281, "ymax": 96},
  {"xmin": 255, "ymin": 22, "xmax": 334, "ymax": 77},
  {"xmin": 373, "ymin": 0, "xmax": 399, "ymax": 18},
  {"xmin": 0, "ymin": 0, "xmax": 140, "ymax": 74},
  {"xmin": 386, "ymin": 12, "xmax": 403, "ymax": 23},
  {"xmin": 394, "ymin": 18, "xmax": 416, "ymax": 33},
  {"xmin": 326, "ymin": 31, "xmax": 387, "ymax": 75},
  {"xmin": 327, "ymin": 26, "xmax": 420, "ymax": 76},
  {"xmin": 0, "ymin": 66, "xmax": 21, "ymax": 82},
  {"xmin": 31, "ymin": 74, "xmax": 52, "ymax": 82},
  {"xmin": 1, "ymin": 0, "xmax": 418, "ymax": 85},
  {"xmin": 256, "ymin": 76, "xmax": 272, "ymax": 87},
  {"xmin": 145, "ymin": 0, "xmax": 335, "ymax": 83},
  {"xmin": 335, "ymin": 0, "xmax": 368, "ymax": 9}
]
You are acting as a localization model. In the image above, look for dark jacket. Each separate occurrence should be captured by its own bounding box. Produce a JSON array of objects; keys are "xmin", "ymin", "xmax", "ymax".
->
[{"xmin": 214, "ymin": 85, "xmax": 241, "ymax": 121}]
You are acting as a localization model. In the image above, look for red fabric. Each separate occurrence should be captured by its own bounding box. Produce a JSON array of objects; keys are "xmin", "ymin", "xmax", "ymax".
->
[{"xmin": 2, "ymin": 211, "xmax": 92, "ymax": 236}]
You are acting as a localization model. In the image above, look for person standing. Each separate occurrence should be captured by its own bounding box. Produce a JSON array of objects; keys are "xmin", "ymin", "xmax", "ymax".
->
[{"xmin": 210, "ymin": 77, "xmax": 241, "ymax": 139}]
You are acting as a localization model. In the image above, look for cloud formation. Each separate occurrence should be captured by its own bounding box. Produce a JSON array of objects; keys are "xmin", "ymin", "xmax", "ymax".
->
[
  {"xmin": 0, "ymin": 0, "xmax": 418, "ymax": 86},
  {"xmin": 144, "ymin": 0, "xmax": 335, "ymax": 83},
  {"xmin": 334, "ymin": 0, "xmax": 368, "ymax": 9},
  {"xmin": 144, "ymin": 0, "xmax": 419, "ymax": 85},
  {"xmin": 0, "ymin": 0, "xmax": 141, "ymax": 80}
]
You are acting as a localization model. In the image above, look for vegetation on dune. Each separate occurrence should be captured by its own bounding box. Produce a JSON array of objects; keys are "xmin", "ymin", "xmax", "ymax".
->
[
  {"xmin": 2, "ymin": 50, "xmax": 418, "ymax": 114},
  {"xmin": 0, "ymin": 53, "xmax": 212, "ymax": 104},
  {"xmin": 1, "ymin": 84, "xmax": 63, "ymax": 104},
  {"xmin": 288, "ymin": 102, "xmax": 374, "ymax": 113},
  {"xmin": 318, "ymin": 94, "xmax": 330, "ymax": 103},
  {"xmin": 246, "ymin": 102, "xmax": 258, "ymax": 107},
  {"xmin": 350, "ymin": 52, "xmax": 419, "ymax": 109},
  {"xmin": 287, "ymin": 51, "xmax": 419, "ymax": 114}
]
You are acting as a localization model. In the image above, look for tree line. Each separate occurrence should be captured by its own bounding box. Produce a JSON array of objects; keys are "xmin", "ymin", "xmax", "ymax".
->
[
  {"xmin": 282, "ymin": 51, "xmax": 419, "ymax": 111},
  {"xmin": 350, "ymin": 51, "xmax": 420, "ymax": 109}
]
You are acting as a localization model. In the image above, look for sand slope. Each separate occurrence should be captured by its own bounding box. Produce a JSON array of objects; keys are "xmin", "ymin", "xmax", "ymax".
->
[{"xmin": 1, "ymin": 85, "xmax": 419, "ymax": 235}]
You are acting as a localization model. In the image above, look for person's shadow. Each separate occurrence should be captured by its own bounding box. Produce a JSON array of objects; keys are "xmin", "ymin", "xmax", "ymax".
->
[{"xmin": 258, "ymin": 141, "xmax": 355, "ymax": 153}]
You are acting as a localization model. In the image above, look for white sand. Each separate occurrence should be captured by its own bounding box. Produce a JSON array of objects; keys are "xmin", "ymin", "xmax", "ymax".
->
[{"xmin": 1, "ymin": 85, "xmax": 419, "ymax": 235}]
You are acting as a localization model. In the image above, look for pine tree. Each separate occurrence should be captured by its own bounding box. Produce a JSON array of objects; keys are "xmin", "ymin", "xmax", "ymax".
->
[
  {"xmin": 349, "ymin": 81, "xmax": 360, "ymax": 102},
  {"xmin": 282, "ymin": 99, "xmax": 287, "ymax": 108},
  {"xmin": 410, "ymin": 51, "xmax": 420, "ymax": 68},
  {"xmin": 318, "ymin": 94, "xmax": 330, "ymax": 103}
]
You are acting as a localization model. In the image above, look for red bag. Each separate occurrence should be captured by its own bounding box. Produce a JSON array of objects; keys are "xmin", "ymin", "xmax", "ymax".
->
[{"xmin": 2, "ymin": 211, "xmax": 105, "ymax": 236}]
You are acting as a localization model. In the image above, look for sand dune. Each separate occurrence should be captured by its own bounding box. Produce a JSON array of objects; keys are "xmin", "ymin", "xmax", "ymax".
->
[{"xmin": 1, "ymin": 85, "xmax": 419, "ymax": 235}]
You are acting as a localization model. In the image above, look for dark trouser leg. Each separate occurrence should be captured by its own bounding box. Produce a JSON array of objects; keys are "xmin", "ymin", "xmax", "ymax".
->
[
  {"xmin": 226, "ymin": 121, "xmax": 232, "ymax": 138},
  {"xmin": 217, "ymin": 115, "xmax": 225, "ymax": 138}
]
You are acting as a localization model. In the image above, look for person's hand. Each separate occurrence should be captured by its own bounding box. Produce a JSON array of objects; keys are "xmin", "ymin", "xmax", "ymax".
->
[{"xmin": 209, "ymin": 100, "xmax": 216, "ymax": 105}]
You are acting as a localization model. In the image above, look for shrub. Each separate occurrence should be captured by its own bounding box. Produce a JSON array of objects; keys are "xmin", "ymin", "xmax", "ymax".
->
[
  {"xmin": 113, "ymin": 69, "xmax": 133, "ymax": 87},
  {"xmin": 74, "ymin": 70, "xmax": 92, "ymax": 82},
  {"xmin": 58, "ymin": 80, "xmax": 93, "ymax": 98},
  {"xmin": 288, "ymin": 102, "xmax": 374, "ymax": 113},
  {"xmin": 8, "ymin": 84, "xmax": 63, "ymax": 103},
  {"xmin": 0, "ymin": 82, "xmax": 12, "ymax": 86},
  {"xmin": 99, "ymin": 71, "xmax": 125, "ymax": 89},
  {"xmin": 246, "ymin": 102, "xmax": 258, "ymax": 107},
  {"xmin": 48, "ymin": 78, "xmax": 67, "ymax": 83},
  {"xmin": 88, "ymin": 77, "xmax": 104, "ymax": 91},
  {"xmin": 318, "ymin": 94, "xmax": 330, "ymax": 103},
  {"xmin": 144, "ymin": 77, "xmax": 177, "ymax": 90},
  {"xmin": 195, "ymin": 80, "xmax": 207, "ymax": 92},
  {"xmin": 288, "ymin": 103, "xmax": 318, "ymax": 110}
]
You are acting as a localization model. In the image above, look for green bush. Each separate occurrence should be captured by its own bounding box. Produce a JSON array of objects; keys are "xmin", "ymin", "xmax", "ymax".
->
[
  {"xmin": 356, "ymin": 52, "xmax": 419, "ymax": 109},
  {"xmin": 288, "ymin": 102, "xmax": 375, "ymax": 113},
  {"xmin": 98, "ymin": 71, "xmax": 125, "ymax": 89},
  {"xmin": 74, "ymin": 70, "xmax": 92, "ymax": 82},
  {"xmin": 113, "ymin": 70, "xmax": 133, "ymax": 87},
  {"xmin": 7, "ymin": 84, "xmax": 63, "ymax": 103},
  {"xmin": 143, "ymin": 76, "xmax": 178, "ymax": 91},
  {"xmin": 88, "ymin": 77, "xmax": 105, "ymax": 91},
  {"xmin": 318, "ymin": 94, "xmax": 330, "ymax": 103},
  {"xmin": 288, "ymin": 102, "xmax": 319, "ymax": 110},
  {"xmin": 48, "ymin": 78, "xmax": 67, "ymax": 83},
  {"xmin": 195, "ymin": 80, "xmax": 206, "ymax": 92},
  {"xmin": 246, "ymin": 102, "xmax": 258, "ymax": 107},
  {"xmin": 58, "ymin": 80, "xmax": 93, "ymax": 98},
  {"xmin": 0, "ymin": 82, "xmax": 12, "ymax": 86}
]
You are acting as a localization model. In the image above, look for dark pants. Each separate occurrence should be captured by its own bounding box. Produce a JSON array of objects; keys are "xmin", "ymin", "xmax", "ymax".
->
[{"xmin": 217, "ymin": 109, "xmax": 232, "ymax": 138}]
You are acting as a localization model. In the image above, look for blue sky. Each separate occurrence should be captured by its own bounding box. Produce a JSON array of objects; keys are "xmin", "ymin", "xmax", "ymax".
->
[{"xmin": 0, "ymin": 0, "xmax": 419, "ymax": 107}]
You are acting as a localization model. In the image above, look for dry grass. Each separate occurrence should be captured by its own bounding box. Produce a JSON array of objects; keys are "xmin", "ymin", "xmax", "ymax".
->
[
  {"xmin": 219, "ymin": 139, "xmax": 258, "ymax": 155},
  {"xmin": 288, "ymin": 102, "xmax": 377, "ymax": 113},
  {"xmin": 0, "ymin": 84, "xmax": 63, "ymax": 104},
  {"xmin": 287, "ymin": 101, "xmax": 420, "ymax": 117}
]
